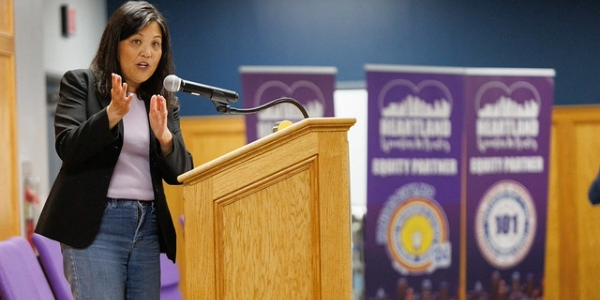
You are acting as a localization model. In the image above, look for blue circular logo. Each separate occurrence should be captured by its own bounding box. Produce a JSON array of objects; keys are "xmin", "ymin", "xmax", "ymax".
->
[{"xmin": 475, "ymin": 180, "xmax": 536, "ymax": 269}]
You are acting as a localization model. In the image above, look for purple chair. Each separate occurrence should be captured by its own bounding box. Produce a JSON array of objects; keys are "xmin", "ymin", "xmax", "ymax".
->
[
  {"xmin": 160, "ymin": 253, "xmax": 184, "ymax": 300},
  {"xmin": 0, "ymin": 236, "xmax": 55, "ymax": 300},
  {"xmin": 31, "ymin": 233, "xmax": 74, "ymax": 300},
  {"xmin": 31, "ymin": 233, "xmax": 182, "ymax": 299}
]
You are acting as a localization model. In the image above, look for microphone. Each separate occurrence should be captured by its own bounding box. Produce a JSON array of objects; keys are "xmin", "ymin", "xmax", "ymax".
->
[{"xmin": 163, "ymin": 74, "xmax": 239, "ymax": 103}]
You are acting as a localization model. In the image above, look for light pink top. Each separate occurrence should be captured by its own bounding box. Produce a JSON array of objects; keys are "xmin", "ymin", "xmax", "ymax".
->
[{"xmin": 107, "ymin": 93, "xmax": 154, "ymax": 201}]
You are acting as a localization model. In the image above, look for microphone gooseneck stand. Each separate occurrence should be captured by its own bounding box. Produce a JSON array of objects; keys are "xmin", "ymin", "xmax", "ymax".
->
[{"xmin": 210, "ymin": 97, "xmax": 310, "ymax": 119}]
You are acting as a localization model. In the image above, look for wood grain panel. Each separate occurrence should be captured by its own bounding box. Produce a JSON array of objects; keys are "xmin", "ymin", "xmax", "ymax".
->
[
  {"xmin": 179, "ymin": 118, "xmax": 354, "ymax": 299},
  {"xmin": 0, "ymin": 0, "xmax": 13, "ymax": 35},
  {"xmin": 574, "ymin": 121, "xmax": 600, "ymax": 298},
  {"xmin": 0, "ymin": 0, "xmax": 18, "ymax": 241},
  {"xmin": 546, "ymin": 106, "xmax": 600, "ymax": 300},
  {"xmin": 220, "ymin": 168, "xmax": 316, "ymax": 299}
]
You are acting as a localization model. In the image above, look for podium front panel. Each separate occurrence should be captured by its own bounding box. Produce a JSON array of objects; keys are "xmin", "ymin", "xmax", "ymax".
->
[{"xmin": 180, "ymin": 118, "xmax": 355, "ymax": 299}]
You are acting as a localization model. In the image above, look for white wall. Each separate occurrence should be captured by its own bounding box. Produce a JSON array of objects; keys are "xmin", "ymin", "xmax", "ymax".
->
[
  {"xmin": 14, "ymin": 0, "xmax": 50, "ymax": 231},
  {"xmin": 14, "ymin": 0, "xmax": 106, "ymax": 231},
  {"xmin": 43, "ymin": 0, "xmax": 106, "ymax": 76},
  {"xmin": 334, "ymin": 89, "xmax": 368, "ymax": 217}
]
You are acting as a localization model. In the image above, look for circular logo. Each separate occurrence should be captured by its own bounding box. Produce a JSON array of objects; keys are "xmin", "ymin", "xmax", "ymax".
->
[
  {"xmin": 475, "ymin": 180, "xmax": 537, "ymax": 269},
  {"xmin": 377, "ymin": 183, "xmax": 451, "ymax": 275}
]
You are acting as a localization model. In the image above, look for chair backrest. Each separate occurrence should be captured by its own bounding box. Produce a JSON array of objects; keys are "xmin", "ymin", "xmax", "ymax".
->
[
  {"xmin": 31, "ymin": 233, "xmax": 74, "ymax": 300},
  {"xmin": 160, "ymin": 253, "xmax": 183, "ymax": 300},
  {"xmin": 0, "ymin": 236, "xmax": 55, "ymax": 300}
]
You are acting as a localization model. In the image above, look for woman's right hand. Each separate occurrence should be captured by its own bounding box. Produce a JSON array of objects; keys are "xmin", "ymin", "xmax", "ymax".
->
[{"xmin": 106, "ymin": 73, "xmax": 133, "ymax": 129}]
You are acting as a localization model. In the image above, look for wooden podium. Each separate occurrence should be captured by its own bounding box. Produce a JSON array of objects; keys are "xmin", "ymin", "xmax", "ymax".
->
[{"xmin": 177, "ymin": 118, "xmax": 356, "ymax": 299}]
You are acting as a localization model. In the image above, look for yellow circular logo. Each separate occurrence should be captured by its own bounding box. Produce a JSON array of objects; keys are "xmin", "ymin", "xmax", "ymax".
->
[{"xmin": 377, "ymin": 183, "xmax": 451, "ymax": 275}]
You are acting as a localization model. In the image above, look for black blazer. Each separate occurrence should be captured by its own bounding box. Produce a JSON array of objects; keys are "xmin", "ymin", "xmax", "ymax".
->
[{"xmin": 35, "ymin": 69, "xmax": 193, "ymax": 262}]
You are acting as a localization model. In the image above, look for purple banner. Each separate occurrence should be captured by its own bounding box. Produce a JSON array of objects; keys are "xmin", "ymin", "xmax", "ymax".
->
[
  {"xmin": 240, "ymin": 66, "xmax": 336, "ymax": 142},
  {"xmin": 364, "ymin": 65, "xmax": 466, "ymax": 299},
  {"xmin": 464, "ymin": 69, "xmax": 554, "ymax": 300}
]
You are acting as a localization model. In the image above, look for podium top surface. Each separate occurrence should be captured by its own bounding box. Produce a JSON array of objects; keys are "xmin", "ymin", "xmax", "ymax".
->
[{"xmin": 177, "ymin": 117, "xmax": 355, "ymax": 183}]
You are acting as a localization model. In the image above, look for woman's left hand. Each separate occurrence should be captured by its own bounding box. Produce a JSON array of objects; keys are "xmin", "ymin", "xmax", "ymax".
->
[{"xmin": 149, "ymin": 94, "xmax": 174, "ymax": 156}]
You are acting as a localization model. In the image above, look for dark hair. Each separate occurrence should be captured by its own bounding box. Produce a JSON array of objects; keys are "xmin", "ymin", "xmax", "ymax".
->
[{"xmin": 90, "ymin": 1, "xmax": 177, "ymax": 107}]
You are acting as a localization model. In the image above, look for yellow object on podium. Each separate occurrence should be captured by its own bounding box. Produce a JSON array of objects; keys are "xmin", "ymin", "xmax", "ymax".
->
[{"xmin": 272, "ymin": 120, "xmax": 294, "ymax": 133}]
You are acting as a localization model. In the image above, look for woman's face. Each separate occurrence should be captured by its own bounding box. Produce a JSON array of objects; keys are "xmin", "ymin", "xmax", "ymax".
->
[{"xmin": 118, "ymin": 21, "xmax": 163, "ymax": 93}]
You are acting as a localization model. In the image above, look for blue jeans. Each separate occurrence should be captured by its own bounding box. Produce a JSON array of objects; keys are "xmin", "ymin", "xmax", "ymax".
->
[{"xmin": 62, "ymin": 199, "xmax": 160, "ymax": 300}]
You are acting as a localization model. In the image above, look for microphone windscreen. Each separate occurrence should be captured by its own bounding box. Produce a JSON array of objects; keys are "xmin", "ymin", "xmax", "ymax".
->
[{"xmin": 163, "ymin": 75, "xmax": 181, "ymax": 92}]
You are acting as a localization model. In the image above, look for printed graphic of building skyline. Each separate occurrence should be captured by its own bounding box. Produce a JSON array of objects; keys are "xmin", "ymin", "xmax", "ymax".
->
[{"xmin": 381, "ymin": 95, "xmax": 451, "ymax": 118}]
